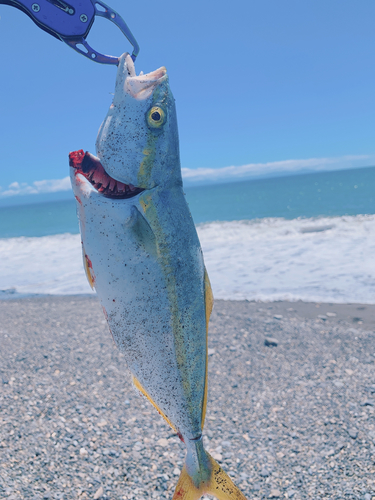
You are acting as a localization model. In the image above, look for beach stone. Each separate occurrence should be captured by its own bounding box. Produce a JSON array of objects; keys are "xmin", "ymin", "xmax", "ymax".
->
[
  {"xmin": 361, "ymin": 400, "xmax": 374, "ymax": 406},
  {"xmin": 260, "ymin": 467, "xmax": 270, "ymax": 477},
  {"xmin": 335, "ymin": 441, "xmax": 346, "ymax": 452},
  {"xmin": 93, "ymin": 486, "xmax": 104, "ymax": 499},
  {"xmin": 269, "ymin": 489, "xmax": 281, "ymax": 498},
  {"xmin": 348, "ymin": 428, "xmax": 358, "ymax": 439},
  {"xmin": 157, "ymin": 438, "xmax": 168, "ymax": 447},
  {"xmin": 264, "ymin": 337, "xmax": 278, "ymax": 347}
]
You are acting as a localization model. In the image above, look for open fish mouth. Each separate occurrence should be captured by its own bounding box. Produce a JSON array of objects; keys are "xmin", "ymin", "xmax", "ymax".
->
[
  {"xmin": 69, "ymin": 150, "xmax": 144, "ymax": 199},
  {"xmin": 124, "ymin": 55, "xmax": 167, "ymax": 99}
]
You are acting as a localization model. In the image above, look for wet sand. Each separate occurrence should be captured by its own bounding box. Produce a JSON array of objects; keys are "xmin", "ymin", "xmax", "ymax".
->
[{"xmin": 0, "ymin": 296, "xmax": 375, "ymax": 500}]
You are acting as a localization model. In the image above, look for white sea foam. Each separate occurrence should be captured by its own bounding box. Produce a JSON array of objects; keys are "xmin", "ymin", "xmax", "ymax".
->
[
  {"xmin": 0, "ymin": 233, "xmax": 92, "ymax": 296},
  {"xmin": 1, "ymin": 214, "xmax": 374, "ymax": 303},
  {"xmin": 198, "ymin": 215, "xmax": 375, "ymax": 304}
]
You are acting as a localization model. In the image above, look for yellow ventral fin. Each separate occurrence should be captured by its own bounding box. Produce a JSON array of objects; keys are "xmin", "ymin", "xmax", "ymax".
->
[
  {"xmin": 132, "ymin": 376, "xmax": 177, "ymax": 433},
  {"xmin": 201, "ymin": 268, "xmax": 214, "ymax": 430},
  {"xmin": 172, "ymin": 453, "xmax": 247, "ymax": 500}
]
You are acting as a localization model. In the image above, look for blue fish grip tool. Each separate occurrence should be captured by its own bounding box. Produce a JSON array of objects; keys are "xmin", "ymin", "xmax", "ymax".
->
[{"xmin": 0, "ymin": 0, "xmax": 139, "ymax": 64}]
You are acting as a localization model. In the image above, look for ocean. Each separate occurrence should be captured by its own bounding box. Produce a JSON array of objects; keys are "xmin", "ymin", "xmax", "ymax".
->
[{"xmin": 1, "ymin": 166, "xmax": 374, "ymax": 303}]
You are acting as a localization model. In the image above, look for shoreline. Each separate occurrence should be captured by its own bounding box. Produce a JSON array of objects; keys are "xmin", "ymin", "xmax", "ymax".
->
[
  {"xmin": 1, "ymin": 292, "xmax": 374, "ymax": 331},
  {"xmin": 1, "ymin": 296, "xmax": 375, "ymax": 499}
]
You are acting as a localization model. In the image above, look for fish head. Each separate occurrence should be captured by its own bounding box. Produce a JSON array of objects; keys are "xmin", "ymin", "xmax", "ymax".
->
[{"xmin": 96, "ymin": 53, "xmax": 181, "ymax": 191}]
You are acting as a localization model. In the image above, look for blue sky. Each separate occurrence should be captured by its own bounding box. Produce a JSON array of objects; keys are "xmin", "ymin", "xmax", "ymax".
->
[{"xmin": 0, "ymin": 0, "xmax": 375, "ymax": 201}]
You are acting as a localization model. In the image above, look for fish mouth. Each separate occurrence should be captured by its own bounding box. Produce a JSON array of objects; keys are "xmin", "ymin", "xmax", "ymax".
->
[
  {"xmin": 69, "ymin": 150, "xmax": 144, "ymax": 199},
  {"xmin": 122, "ymin": 53, "xmax": 167, "ymax": 99}
]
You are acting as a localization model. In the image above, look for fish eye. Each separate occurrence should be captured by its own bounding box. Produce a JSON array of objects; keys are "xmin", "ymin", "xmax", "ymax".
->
[{"xmin": 146, "ymin": 106, "xmax": 166, "ymax": 129}]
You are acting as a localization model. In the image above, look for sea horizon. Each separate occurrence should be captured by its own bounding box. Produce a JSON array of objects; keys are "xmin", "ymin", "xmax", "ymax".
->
[
  {"xmin": 0, "ymin": 163, "xmax": 374, "ymax": 209},
  {"xmin": 0, "ymin": 164, "xmax": 374, "ymax": 238}
]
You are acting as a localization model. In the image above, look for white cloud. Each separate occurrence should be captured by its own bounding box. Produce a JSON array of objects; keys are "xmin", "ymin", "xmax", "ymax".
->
[
  {"xmin": 0, "ymin": 176, "xmax": 71, "ymax": 197},
  {"xmin": 1, "ymin": 154, "xmax": 374, "ymax": 197},
  {"xmin": 181, "ymin": 154, "xmax": 375, "ymax": 184}
]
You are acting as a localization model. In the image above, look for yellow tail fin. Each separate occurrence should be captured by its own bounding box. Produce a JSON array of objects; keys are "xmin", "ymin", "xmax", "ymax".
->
[{"xmin": 172, "ymin": 453, "xmax": 247, "ymax": 500}]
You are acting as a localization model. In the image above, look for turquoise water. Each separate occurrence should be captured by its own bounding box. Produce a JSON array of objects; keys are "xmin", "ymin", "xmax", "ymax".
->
[
  {"xmin": 0, "ymin": 166, "xmax": 374, "ymax": 238},
  {"xmin": 0, "ymin": 198, "xmax": 79, "ymax": 238},
  {"xmin": 186, "ymin": 166, "xmax": 375, "ymax": 224}
]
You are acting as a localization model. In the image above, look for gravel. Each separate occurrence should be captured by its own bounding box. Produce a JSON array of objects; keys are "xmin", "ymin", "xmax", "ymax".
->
[{"xmin": 1, "ymin": 296, "xmax": 375, "ymax": 499}]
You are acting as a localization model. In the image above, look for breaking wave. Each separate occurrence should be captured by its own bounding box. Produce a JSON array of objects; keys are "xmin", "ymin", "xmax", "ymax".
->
[{"xmin": 1, "ymin": 214, "xmax": 374, "ymax": 303}]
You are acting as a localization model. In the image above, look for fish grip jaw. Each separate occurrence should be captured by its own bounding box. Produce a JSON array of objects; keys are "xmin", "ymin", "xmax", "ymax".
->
[
  {"xmin": 61, "ymin": 35, "xmax": 119, "ymax": 65},
  {"xmin": 60, "ymin": 0, "xmax": 139, "ymax": 64}
]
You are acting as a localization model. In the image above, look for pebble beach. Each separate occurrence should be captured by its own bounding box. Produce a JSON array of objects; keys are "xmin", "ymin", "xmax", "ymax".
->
[{"xmin": 1, "ymin": 296, "xmax": 375, "ymax": 500}]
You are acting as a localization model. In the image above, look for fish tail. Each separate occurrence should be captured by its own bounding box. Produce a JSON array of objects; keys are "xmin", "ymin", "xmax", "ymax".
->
[{"xmin": 172, "ymin": 452, "xmax": 247, "ymax": 500}]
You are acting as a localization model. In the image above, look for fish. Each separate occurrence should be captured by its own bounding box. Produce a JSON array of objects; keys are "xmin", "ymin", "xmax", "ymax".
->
[{"xmin": 69, "ymin": 53, "xmax": 247, "ymax": 500}]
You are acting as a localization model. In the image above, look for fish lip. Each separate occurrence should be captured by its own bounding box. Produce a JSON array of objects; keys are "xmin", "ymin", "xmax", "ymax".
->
[
  {"xmin": 131, "ymin": 66, "xmax": 167, "ymax": 83},
  {"xmin": 122, "ymin": 53, "xmax": 167, "ymax": 99},
  {"xmin": 126, "ymin": 54, "xmax": 167, "ymax": 82},
  {"xmin": 69, "ymin": 150, "xmax": 144, "ymax": 199}
]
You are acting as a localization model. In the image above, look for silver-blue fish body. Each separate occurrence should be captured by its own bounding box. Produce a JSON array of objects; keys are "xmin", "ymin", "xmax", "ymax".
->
[{"xmin": 71, "ymin": 54, "xmax": 208, "ymax": 442}]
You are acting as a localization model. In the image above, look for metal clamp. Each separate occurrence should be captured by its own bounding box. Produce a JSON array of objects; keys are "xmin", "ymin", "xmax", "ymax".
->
[
  {"xmin": 0, "ymin": 0, "xmax": 140, "ymax": 64},
  {"xmin": 61, "ymin": 0, "xmax": 140, "ymax": 64}
]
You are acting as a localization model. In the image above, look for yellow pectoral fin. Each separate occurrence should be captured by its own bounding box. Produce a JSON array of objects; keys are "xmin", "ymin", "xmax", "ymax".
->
[
  {"xmin": 82, "ymin": 244, "xmax": 95, "ymax": 290},
  {"xmin": 172, "ymin": 454, "xmax": 247, "ymax": 500},
  {"xmin": 132, "ymin": 376, "xmax": 177, "ymax": 433},
  {"xmin": 201, "ymin": 268, "xmax": 214, "ymax": 430}
]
